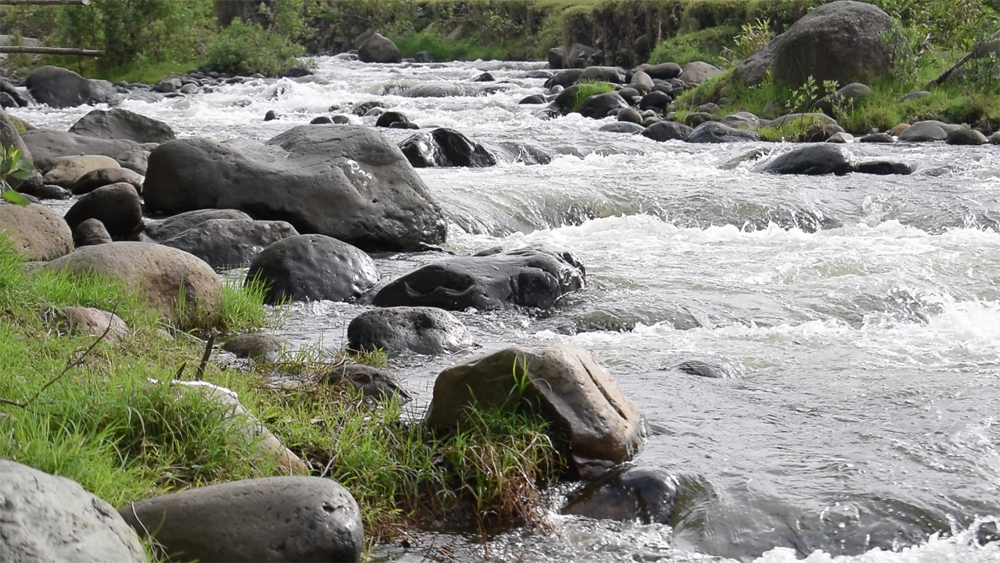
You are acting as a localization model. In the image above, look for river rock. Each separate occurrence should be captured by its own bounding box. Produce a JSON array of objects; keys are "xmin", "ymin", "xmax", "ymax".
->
[
  {"xmin": 115, "ymin": 148, "xmax": 150, "ymax": 174},
  {"xmin": 0, "ymin": 460, "xmax": 146, "ymax": 563},
  {"xmin": 160, "ymin": 218, "xmax": 299, "ymax": 269},
  {"xmin": 756, "ymin": 144, "xmax": 853, "ymax": 176},
  {"xmin": 897, "ymin": 120, "xmax": 963, "ymax": 142},
  {"xmin": 684, "ymin": 111, "xmax": 718, "ymax": 127},
  {"xmin": 45, "ymin": 242, "xmax": 222, "ymax": 323},
  {"xmin": 398, "ymin": 83, "xmax": 468, "ymax": 98},
  {"xmin": 945, "ymin": 128, "xmax": 988, "ymax": 146},
  {"xmin": 42, "ymin": 155, "xmax": 120, "ymax": 187},
  {"xmin": 68, "ymin": 108, "xmax": 175, "ymax": 144},
  {"xmin": 737, "ymin": 1, "xmax": 893, "ymax": 87},
  {"xmin": 853, "ymin": 161, "xmax": 913, "ymax": 175},
  {"xmin": 860, "ymin": 132, "xmax": 895, "ymax": 143},
  {"xmin": 580, "ymin": 66, "xmax": 625, "ymax": 84},
  {"xmin": 399, "ymin": 127, "xmax": 497, "ymax": 168},
  {"xmin": 638, "ymin": 90, "xmax": 672, "ymax": 111},
  {"xmin": 20, "ymin": 183, "xmax": 71, "ymax": 200},
  {"xmin": 0, "ymin": 201, "xmax": 73, "ymax": 260},
  {"xmin": 0, "ymin": 78, "xmax": 28, "ymax": 107},
  {"xmin": 0, "ymin": 108, "xmax": 31, "ymax": 166},
  {"xmin": 562, "ymin": 465, "xmax": 679, "ymax": 524},
  {"xmin": 687, "ymin": 121, "xmax": 761, "ymax": 143},
  {"xmin": 578, "ymin": 92, "xmax": 629, "ymax": 119},
  {"xmin": 24, "ymin": 65, "xmax": 118, "ymax": 108},
  {"xmin": 144, "ymin": 209, "xmax": 253, "ymax": 242},
  {"xmin": 630, "ymin": 70, "xmax": 654, "ymax": 92},
  {"xmin": 426, "ymin": 344, "xmax": 647, "ymax": 478},
  {"xmin": 548, "ymin": 46, "xmax": 565, "ymax": 69},
  {"xmin": 21, "ymin": 129, "xmax": 141, "ymax": 171},
  {"xmin": 372, "ymin": 246, "xmax": 585, "ymax": 311},
  {"xmin": 358, "ymin": 33, "xmax": 402, "ymax": 64},
  {"xmin": 665, "ymin": 359, "xmax": 739, "ymax": 378},
  {"xmin": 642, "ymin": 121, "xmax": 693, "ymax": 142},
  {"xmin": 635, "ymin": 62, "xmax": 682, "ymax": 80},
  {"xmin": 142, "ymin": 125, "xmax": 447, "ymax": 251},
  {"xmin": 71, "ymin": 166, "xmax": 143, "ymax": 195},
  {"xmin": 325, "ymin": 363, "xmax": 411, "ymax": 401},
  {"xmin": 375, "ymin": 111, "xmax": 409, "ymax": 128},
  {"xmin": 223, "ymin": 333, "xmax": 285, "ymax": 362},
  {"xmin": 53, "ymin": 306, "xmax": 129, "ymax": 342},
  {"xmin": 991, "ymin": 132, "xmax": 1000, "ymax": 145},
  {"xmin": 600, "ymin": 122, "xmax": 645, "ymax": 134},
  {"xmin": 73, "ymin": 218, "xmax": 112, "ymax": 247},
  {"xmin": 347, "ymin": 306, "xmax": 474, "ymax": 355},
  {"xmin": 826, "ymin": 132, "xmax": 855, "ymax": 143},
  {"xmin": 678, "ymin": 61, "xmax": 723, "ymax": 84},
  {"xmin": 545, "ymin": 69, "xmax": 585, "ymax": 90},
  {"xmin": 519, "ymin": 94, "xmax": 546, "ymax": 104},
  {"xmin": 311, "ymin": 116, "xmax": 334, "ymax": 124},
  {"xmin": 119, "ymin": 475, "xmax": 362, "ymax": 562},
  {"xmin": 63, "ymin": 183, "xmax": 142, "ymax": 240},
  {"xmin": 566, "ymin": 43, "xmax": 602, "ymax": 68},
  {"xmin": 246, "ymin": 234, "xmax": 379, "ymax": 304}
]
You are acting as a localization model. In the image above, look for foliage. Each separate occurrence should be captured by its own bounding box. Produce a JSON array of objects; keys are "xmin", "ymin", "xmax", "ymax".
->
[
  {"xmin": 570, "ymin": 80, "xmax": 616, "ymax": 112},
  {"xmin": 649, "ymin": 26, "xmax": 737, "ymax": 66},
  {"xmin": 874, "ymin": 0, "xmax": 998, "ymax": 51},
  {"xmin": 394, "ymin": 30, "xmax": 510, "ymax": 61},
  {"xmin": 720, "ymin": 18, "xmax": 773, "ymax": 66},
  {"xmin": 0, "ymin": 146, "xmax": 33, "ymax": 206},
  {"xmin": 205, "ymin": 17, "xmax": 305, "ymax": 77}
]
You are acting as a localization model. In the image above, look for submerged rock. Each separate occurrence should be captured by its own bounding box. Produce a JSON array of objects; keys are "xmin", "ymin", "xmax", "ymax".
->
[
  {"xmin": 347, "ymin": 306, "xmax": 474, "ymax": 356},
  {"xmin": 563, "ymin": 465, "xmax": 679, "ymax": 524},
  {"xmin": 399, "ymin": 127, "xmax": 497, "ymax": 168},
  {"xmin": 756, "ymin": 144, "xmax": 853, "ymax": 176}
]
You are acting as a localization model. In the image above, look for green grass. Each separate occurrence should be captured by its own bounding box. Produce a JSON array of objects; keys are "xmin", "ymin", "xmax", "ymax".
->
[
  {"xmin": 25, "ymin": 56, "xmax": 201, "ymax": 84},
  {"xmin": 648, "ymin": 25, "xmax": 737, "ymax": 66},
  {"xmin": 395, "ymin": 30, "xmax": 513, "ymax": 61},
  {"xmin": 570, "ymin": 80, "xmax": 616, "ymax": 112}
]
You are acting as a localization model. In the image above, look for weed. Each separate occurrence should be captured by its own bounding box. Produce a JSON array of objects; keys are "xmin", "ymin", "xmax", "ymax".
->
[{"xmin": 570, "ymin": 80, "xmax": 616, "ymax": 112}]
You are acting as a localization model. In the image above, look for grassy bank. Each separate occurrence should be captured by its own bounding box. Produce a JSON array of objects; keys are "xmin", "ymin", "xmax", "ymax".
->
[{"xmin": 0, "ymin": 240, "xmax": 563, "ymax": 557}]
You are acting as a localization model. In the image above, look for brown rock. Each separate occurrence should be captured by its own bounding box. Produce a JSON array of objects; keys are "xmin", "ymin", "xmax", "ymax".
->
[
  {"xmin": 53, "ymin": 306, "xmax": 129, "ymax": 342},
  {"xmin": 43, "ymin": 155, "xmax": 119, "ymax": 187},
  {"xmin": 0, "ymin": 201, "xmax": 73, "ymax": 261},
  {"xmin": 71, "ymin": 166, "xmax": 143, "ymax": 195}
]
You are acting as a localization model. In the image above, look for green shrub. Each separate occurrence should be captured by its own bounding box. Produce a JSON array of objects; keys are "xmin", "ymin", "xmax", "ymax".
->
[
  {"xmin": 649, "ymin": 26, "xmax": 738, "ymax": 67},
  {"xmin": 205, "ymin": 17, "xmax": 304, "ymax": 77}
]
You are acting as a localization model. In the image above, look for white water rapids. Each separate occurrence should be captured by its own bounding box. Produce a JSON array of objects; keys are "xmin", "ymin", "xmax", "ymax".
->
[{"xmin": 9, "ymin": 56, "xmax": 1000, "ymax": 562}]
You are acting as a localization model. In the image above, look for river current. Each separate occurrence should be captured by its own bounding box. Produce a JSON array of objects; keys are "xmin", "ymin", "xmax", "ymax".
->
[{"xmin": 10, "ymin": 57, "xmax": 1000, "ymax": 563}]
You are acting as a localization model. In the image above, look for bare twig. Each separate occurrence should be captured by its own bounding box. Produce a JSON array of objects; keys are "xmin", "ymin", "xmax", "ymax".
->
[
  {"xmin": 194, "ymin": 331, "xmax": 216, "ymax": 381},
  {"xmin": 928, "ymin": 29, "xmax": 1000, "ymax": 87},
  {"xmin": 0, "ymin": 398, "xmax": 26, "ymax": 408}
]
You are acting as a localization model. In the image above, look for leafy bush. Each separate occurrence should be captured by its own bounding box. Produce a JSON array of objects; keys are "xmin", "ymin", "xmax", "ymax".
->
[{"xmin": 205, "ymin": 17, "xmax": 305, "ymax": 77}]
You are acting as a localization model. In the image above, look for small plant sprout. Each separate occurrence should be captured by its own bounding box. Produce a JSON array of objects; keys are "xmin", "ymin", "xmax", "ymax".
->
[{"xmin": 0, "ymin": 146, "xmax": 33, "ymax": 206}]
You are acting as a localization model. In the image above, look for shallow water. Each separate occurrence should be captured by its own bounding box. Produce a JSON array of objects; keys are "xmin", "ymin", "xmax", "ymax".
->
[{"xmin": 10, "ymin": 56, "xmax": 1000, "ymax": 562}]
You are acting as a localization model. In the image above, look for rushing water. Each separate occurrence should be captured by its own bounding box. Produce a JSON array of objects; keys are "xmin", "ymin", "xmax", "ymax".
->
[{"xmin": 10, "ymin": 56, "xmax": 1000, "ymax": 563}]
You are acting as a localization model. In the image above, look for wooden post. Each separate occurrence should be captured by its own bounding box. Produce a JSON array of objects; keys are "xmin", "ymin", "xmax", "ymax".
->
[
  {"xmin": 0, "ymin": 46, "xmax": 102, "ymax": 57},
  {"xmin": 0, "ymin": 0, "xmax": 91, "ymax": 5}
]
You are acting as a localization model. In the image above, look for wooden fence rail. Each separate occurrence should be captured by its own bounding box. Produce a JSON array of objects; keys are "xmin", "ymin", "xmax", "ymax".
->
[{"xmin": 0, "ymin": 46, "xmax": 102, "ymax": 56}]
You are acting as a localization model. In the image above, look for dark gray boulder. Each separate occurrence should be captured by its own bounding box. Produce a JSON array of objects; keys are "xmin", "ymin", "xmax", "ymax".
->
[
  {"xmin": 73, "ymin": 218, "xmax": 113, "ymax": 247},
  {"xmin": 642, "ymin": 121, "xmax": 693, "ymax": 142},
  {"xmin": 687, "ymin": 121, "xmax": 761, "ymax": 143},
  {"xmin": 946, "ymin": 128, "xmax": 988, "ymax": 146},
  {"xmin": 638, "ymin": 90, "xmax": 672, "ymax": 111},
  {"xmin": 63, "ymin": 183, "xmax": 142, "ymax": 240},
  {"xmin": 563, "ymin": 465, "xmax": 678, "ymax": 524},
  {"xmin": 756, "ymin": 144, "xmax": 853, "ymax": 176},
  {"xmin": 68, "ymin": 108, "xmax": 175, "ymax": 144},
  {"xmin": 544, "ymin": 69, "xmax": 585, "ymax": 90},
  {"xmin": 519, "ymin": 94, "xmax": 546, "ymax": 105},
  {"xmin": 567, "ymin": 43, "xmax": 602, "ymax": 68},
  {"xmin": 311, "ymin": 116, "xmax": 334, "ymax": 125},
  {"xmin": 578, "ymin": 92, "xmax": 629, "ymax": 119},
  {"xmin": 854, "ymin": 161, "xmax": 913, "ymax": 175},
  {"xmin": 347, "ymin": 306, "xmax": 474, "ymax": 355},
  {"xmin": 358, "ymin": 33, "xmax": 402, "ymax": 64},
  {"xmin": 160, "ymin": 218, "xmax": 300, "ymax": 269},
  {"xmin": 580, "ymin": 66, "xmax": 625, "ymax": 84},
  {"xmin": 19, "ymin": 183, "xmax": 71, "ymax": 200},
  {"xmin": 372, "ymin": 246, "xmax": 585, "ymax": 311},
  {"xmin": 0, "ymin": 460, "xmax": 146, "ymax": 563},
  {"xmin": 737, "ymin": 1, "xmax": 893, "ymax": 87},
  {"xmin": 0, "ymin": 78, "xmax": 28, "ymax": 107},
  {"xmin": 399, "ymin": 127, "xmax": 497, "ymax": 168},
  {"xmin": 247, "ymin": 234, "xmax": 379, "ymax": 304},
  {"xmin": 325, "ymin": 363, "xmax": 411, "ymax": 401},
  {"xmin": 634, "ymin": 62, "xmax": 682, "ymax": 80},
  {"xmin": 599, "ymin": 122, "xmax": 645, "ymax": 134},
  {"xmin": 664, "ymin": 359, "xmax": 738, "ymax": 378},
  {"xmin": 548, "ymin": 46, "xmax": 565, "ymax": 69},
  {"xmin": 71, "ymin": 166, "xmax": 143, "ymax": 195},
  {"xmin": 20, "ymin": 129, "xmax": 141, "ymax": 171},
  {"xmin": 24, "ymin": 65, "xmax": 118, "ymax": 108},
  {"xmin": 118, "ymin": 477, "xmax": 363, "ymax": 563},
  {"xmin": 860, "ymin": 132, "xmax": 895, "ymax": 143},
  {"xmin": 375, "ymin": 111, "xmax": 409, "ymax": 128},
  {"xmin": 144, "ymin": 209, "xmax": 253, "ymax": 241},
  {"xmin": 142, "ymin": 125, "xmax": 447, "ymax": 251}
]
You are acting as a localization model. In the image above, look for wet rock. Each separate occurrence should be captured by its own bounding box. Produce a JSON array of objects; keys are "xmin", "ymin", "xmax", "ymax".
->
[
  {"xmin": 665, "ymin": 359, "xmax": 738, "ymax": 378},
  {"xmin": 566, "ymin": 43, "xmax": 601, "ymax": 68},
  {"xmin": 264, "ymin": 109, "xmax": 278, "ymax": 121},
  {"xmin": 492, "ymin": 142, "xmax": 553, "ymax": 165},
  {"xmin": 946, "ymin": 128, "xmax": 988, "ymax": 146},
  {"xmin": 68, "ymin": 108, "xmax": 175, "ymax": 144},
  {"xmin": 617, "ymin": 107, "xmax": 643, "ymax": 124},
  {"xmin": 0, "ymin": 92, "xmax": 17, "ymax": 108},
  {"xmin": 0, "ymin": 460, "xmax": 146, "ymax": 563},
  {"xmin": 545, "ymin": 69, "xmax": 584, "ymax": 90},
  {"xmin": 115, "ymin": 149, "xmax": 149, "ymax": 174},
  {"xmin": 19, "ymin": 183, "xmax": 71, "ymax": 200},
  {"xmin": 351, "ymin": 100, "xmax": 385, "ymax": 116},
  {"xmin": 642, "ymin": 121, "xmax": 693, "ymax": 142},
  {"xmin": 42, "ymin": 155, "xmax": 120, "ymax": 187},
  {"xmin": 160, "ymin": 218, "xmax": 300, "ymax": 269},
  {"xmin": 332, "ymin": 115, "xmax": 351, "ymax": 124},
  {"xmin": 897, "ymin": 120, "xmax": 962, "ymax": 142},
  {"xmin": 853, "ymin": 161, "xmax": 913, "ymax": 175},
  {"xmin": 247, "ymin": 234, "xmax": 379, "ymax": 304},
  {"xmin": 578, "ymin": 92, "xmax": 629, "ymax": 119},
  {"xmin": 991, "ymin": 132, "xmax": 1000, "ymax": 145},
  {"xmin": 549, "ymin": 46, "xmax": 565, "ymax": 69},
  {"xmin": 580, "ymin": 66, "xmax": 625, "ymax": 84},
  {"xmin": 860, "ymin": 132, "xmax": 895, "ymax": 143},
  {"xmin": 223, "ymin": 333, "xmax": 285, "ymax": 362},
  {"xmin": 53, "ymin": 306, "xmax": 129, "ymax": 342},
  {"xmin": 348, "ymin": 306, "xmax": 473, "ymax": 356},
  {"xmin": 375, "ymin": 111, "xmax": 409, "ymax": 128},
  {"xmin": 143, "ymin": 125, "xmax": 447, "ymax": 251},
  {"xmin": 71, "ymin": 166, "xmax": 142, "ymax": 195},
  {"xmin": 0, "ymin": 78, "xmax": 28, "ymax": 107},
  {"xmin": 118, "ymin": 476, "xmax": 362, "ymax": 562},
  {"xmin": 45, "ymin": 242, "xmax": 221, "ymax": 323},
  {"xmin": 389, "ymin": 121, "xmax": 419, "ymax": 130},
  {"xmin": 282, "ymin": 65, "xmax": 314, "ymax": 78},
  {"xmin": 325, "ymin": 363, "xmax": 411, "ymax": 401},
  {"xmin": 687, "ymin": 121, "xmax": 761, "ymax": 143},
  {"xmin": 0, "ymin": 202, "xmax": 73, "ymax": 261},
  {"xmin": 398, "ymin": 83, "xmax": 468, "ymax": 98},
  {"xmin": 24, "ymin": 65, "xmax": 118, "ymax": 108},
  {"xmin": 144, "ymin": 209, "xmax": 253, "ymax": 242},
  {"xmin": 414, "ymin": 50, "xmax": 431, "ymax": 63},
  {"xmin": 73, "ymin": 218, "xmax": 112, "ymax": 247},
  {"xmin": 153, "ymin": 77, "xmax": 181, "ymax": 93},
  {"xmin": 358, "ymin": 33, "xmax": 402, "ymax": 64},
  {"xmin": 399, "ymin": 127, "xmax": 496, "ymax": 168},
  {"xmin": 21, "ymin": 129, "xmax": 141, "ymax": 171},
  {"xmin": 635, "ymin": 62, "xmax": 682, "ymax": 80},
  {"xmin": 372, "ymin": 246, "xmax": 585, "ymax": 311},
  {"xmin": 427, "ymin": 344, "xmax": 646, "ymax": 478},
  {"xmin": 311, "ymin": 116, "xmax": 333, "ymax": 124},
  {"xmin": 600, "ymin": 122, "xmax": 645, "ymax": 134},
  {"xmin": 678, "ymin": 61, "xmax": 723, "ymax": 84},
  {"xmin": 826, "ymin": 131, "xmax": 855, "ymax": 143},
  {"xmin": 519, "ymin": 94, "xmax": 546, "ymax": 105},
  {"xmin": 684, "ymin": 111, "xmax": 718, "ymax": 127},
  {"xmin": 638, "ymin": 91, "xmax": 671, "ymax": 111},
  {"xmin": 63, "ymin": 183, "xmax": 142, "ymax": 240},
  {"xmin": 562, "ymin": 465, "xmax": 679, "ymax": 524},
  {"xmin": 756, "ymin": 144, "xmax": 853, "ymax": 176},
  {"xmin": 473, "ymin": 72, "xmax": 494, "ymax": 82}
]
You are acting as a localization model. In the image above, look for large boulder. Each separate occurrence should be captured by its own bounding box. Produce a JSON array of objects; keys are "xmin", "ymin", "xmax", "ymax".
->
[
  {"xmin": 0, "ymin": 460, "xmax": 146, "ymax": 563},
  {"xmin": 737, "ymin": 1, "xmax": 893, "ymax": 88},
  {"xmin": 144, "ymin": 209, "xmax": 253, "ymax": 242},
  {"xmin": 426, "ymin": 344, "xmax": 647, "ymax": 478},
  {"xmin": 118, "ymin": 477, "xmax": 363, "ymax": 563},
  {"xmin": 142, "ymin": 125, "xmax": 447, "ymax": 251},
  {"xmin": 358, "ymin": 33, "xmax": 402, "ymax": 64},
  {"xmin": 0, "ymin": 201, "xmax": 73, "ymax": 260},
  {"xmin": 63, "ymin": 183, "xmax": 142, "ymax": 240},
  {"xmin": 246, "ymin": 234, "xmax": 379, "ymax": 304},
  {"xmin": 347, "ymin": 306, "xmax": 474, "ymax": 356},
  {"xmin": 20, "ymin": 129, "xmax": 141, "ymax": 171},
  {"xmin": 642, "ymin": 121, "xmax": 692, "ymax": 142},
  {"xmin": 45, "ymin": 242, "xmax": 222, "ymax": 323},
  {"xmin": 68, "ymin": 108, "xmax": 175, "ymax": 144},
  {"xmin": 24, "ymin": 65, "xmax": 118, "ymax": 108},
  {"xmin": 562, "ymin": 465, "xmax": 679, "ymax": 524},
  {"xmin": 372, "ymin": 246, "xmax": 586, "ymax": 311},
  {"xmin": 755, "ymin": 144, "xmax": 853, "ymax": 176},
  {"xmin": 160, "ymin": 218, "xmax": 299, "ymax": 270},
  {"xmin": 399, "ymin": 127, "xmax": 497, "ymax": 168},
  {"xmin": 686, "ymin": 121, "xmax": 761, "ymax": 143},
  {"xmin": 946, "ymin": 128, "xmax": 989, "ymax": 146}
]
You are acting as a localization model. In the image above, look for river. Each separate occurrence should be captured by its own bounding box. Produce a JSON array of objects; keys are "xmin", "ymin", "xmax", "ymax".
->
[{"xmin": 10, "ymin": 56, "xmax": 1000, "ymax": 563}]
